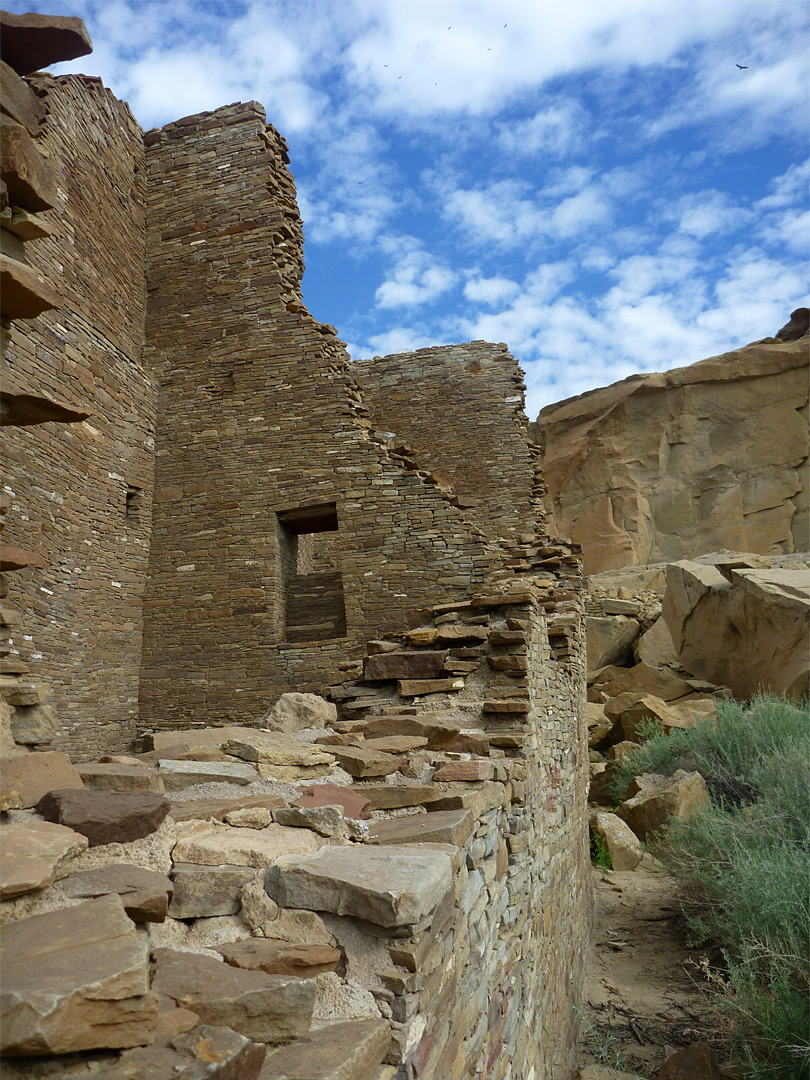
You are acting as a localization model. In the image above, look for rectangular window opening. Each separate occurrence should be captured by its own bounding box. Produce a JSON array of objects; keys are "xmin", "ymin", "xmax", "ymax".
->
[
  {"xmin": 126, "ymin": 486, "xmax": 143, "ymax": 520},
  {"xmin": 277, "ymin": 503, "xmax": 346, "ymax": 643}
]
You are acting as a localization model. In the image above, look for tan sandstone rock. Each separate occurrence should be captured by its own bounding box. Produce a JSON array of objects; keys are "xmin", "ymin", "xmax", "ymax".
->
[
  {"xmin": 663, "ymin": 559, "xmax": 810, "ymax": 699},
  {"xmin": 0, "ymin": 819, "xmax": 88, "ymax": 899},
  {"xmin": 616, "ymin": 769, "xmax": 709, "ymax": 841},
  {"xmin": 590, "ymin": 811, "xmax": 643, "ymax": 871},
  {"xmin": 172, "ymin": 821, "xmax": 323, "ymax": 868},
  {"xmin": 264, "ymin": 692, "xmax": 337, "ymax": 732},
  {"xmin": 258, "ymin": 1018, "xmax": 390, "ymax": 1080},
  {"xmin": 0, "ymin": 894, "xmax": 158, "ymax": 1055},
  {"xmin": 532, "ymin": 333, "xmax": 809, "ymax": 574}
]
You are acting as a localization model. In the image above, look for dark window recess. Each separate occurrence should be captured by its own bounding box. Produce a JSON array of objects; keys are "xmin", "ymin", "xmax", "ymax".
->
[
  {"xmin": 125, "ymin": 486, "xmax": 143, "ymax": 520},
  {"xmin": 277, "ymin": 503, "xmax": 346, "ymax": 642}
]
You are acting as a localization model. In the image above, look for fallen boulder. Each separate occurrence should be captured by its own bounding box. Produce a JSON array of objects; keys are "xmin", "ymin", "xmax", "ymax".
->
[
  {"xmin": 35, "ymin": 789, "xmax": 171, "ymax": 846},
  {"xmin": 616, "ymin": 769, "xmax": 709, "ymax": 841}
]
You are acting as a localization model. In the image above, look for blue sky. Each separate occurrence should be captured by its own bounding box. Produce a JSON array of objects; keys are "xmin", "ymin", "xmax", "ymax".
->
[{"xmin": 9, "ymin": 0, "xmax": 809, "ymax": 416}]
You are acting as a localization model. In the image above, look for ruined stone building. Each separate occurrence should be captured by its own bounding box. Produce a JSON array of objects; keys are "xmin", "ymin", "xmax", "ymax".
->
[{"xmin": 1, "ymin": 13, "xmax": 590, "ymax": 1078}]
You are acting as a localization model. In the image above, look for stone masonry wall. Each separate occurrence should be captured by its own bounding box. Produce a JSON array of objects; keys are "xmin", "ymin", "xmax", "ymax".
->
[
  {"xmin": 357, "ymin": 344, "xmax": 536, "ymax": 546},
  {"xmin": 140, "ymin": 104, "xmax": 516, "ymax": 736},
  {"xmin": 2, "ymin": 74, "xmax": 155, "ymax": 758},
  {"xmin": 312, "ymin": 565, "xmax": 589, "ymax": 1078}
]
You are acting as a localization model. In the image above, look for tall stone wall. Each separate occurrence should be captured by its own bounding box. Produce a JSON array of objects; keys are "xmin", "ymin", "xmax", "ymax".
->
[
  {"xmin": 531, "ymin": 336, "xmax": 810, "ymax": 575},
  {"xmin": 140, "ymin": 104, "xmax": 514, "ymax": 735},
  {"xmin": 2, "ymin": 74, "xmax": 155, "ymax": 758},
  {"xmin": 357, "ymin": 344, "xmax": 536, "ymax": 545}
]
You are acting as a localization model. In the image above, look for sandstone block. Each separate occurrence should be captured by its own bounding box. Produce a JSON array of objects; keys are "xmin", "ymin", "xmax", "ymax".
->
[
  {"xmin": 0, "ymin": 10, "xmax": 93, "ymax": 75},
  {"xmin": 0, "ymin": 750, "xmax": 83, "ymax": 807},
  {"xmin": 658, "ymin": 1041, "xmax": 722, "ymax": 1080},
  {"xmin": 0, "ymin": 60, "xmax": 46, "ymax": 135},
  {"xmin": 0, "ymin": 679, "xmax": 49, "ymax": 707},
  {"xmin": 168, "ymin": 795, "xmax": 286, "ymax": 823},
  {"xmin": 91, "ymin": 1024, "xmax": 266, "ymax": 1080},
  {"xmin": 225, "ymin": 806, "xmax": 275, "ymax": 828},
  {"xmin": 169, "ymin": 863, "xmax": 257, "ymax": 918},
  {"xmin": 593, "ymin": 662, "xmax": 692, "ymax": 702},
  {"xmin": 8, "ymin": 702, "xmax": 56, "ymax": 745},
  {"xmin": 160, "ymin": 758, "xmax": 258, "ymax": 791},
  {"xmin": 363, "ymin": 651, "xmax": 447, "ymax": 681},
  {"xmin": 172, "ymin": 822, "xmax": 322, "ymax": 868},
  {"xmin": 635, "ymin": 614, "xmax": 678, "ymax": 669},
  {"xmin": 616, "ymin": 769, "xmax": 709, "ymax": 841},
  {"xmin": 397, "ymin": 677, "xmax": 465, "ymax": 695},
  {"xmin": 0, "ymin": 895, "xmax": 158, "ymax": 1055},
  {"xmin": 0, "ymin": 819, "xmax": 88, "ymax": 899},
  {"xmin": 431, "ymin": 760, "xmax": 492, "ymax": 782},
  {"xmin": 223, "ymin": 731, "xmax": 335, "ymax": 773},
  {"xmin": 216, "ymin": 938, "xmax": 341, "ymax": 977},
  {"xmin": 358, "ymin": 714, "xmax": 464, "ymax": 749},
  {"xmin": 329, "ymin": 744, "xmax": 401, "ymax": 778},
  {"xmin": 36, "ymin": 789, "xmax": 171, "ymax": 847},
  {"xmin": 77, "ymin": 762, "xmax": 165, "ymax": 793},
  {"xmin": 0, "ymin": 254, "xmax": 61, "ymax": 317},
  {"xmin": 590, "ymin": 812, "xmax": 643, "ymax": 871},
  {"xmin": 258, "ymin": 1019, "xmax": 390, "ymax": 1079},
  {"xmin": 264, "ymin": 692, "xmax": 336, "ymax": 732},
  {"xmin": 585, "ymin": 615, "xmax": 641, "ymax": 671},
  {"xmin": 61, "ymin": 863, "xmax": 173, "ymax": 922},
  {"xmin": 294, "ymin": 782, "xmax": 371, "ymax": 820},
  {"xmin": 351, "ymin": 783, "xmax": 442, "ymax": 810},
  {"xmin": 586, "ymin": 701, "xmax": 614, "ymax": 747},
  {"xmin": 363, "ymin": 735, "xmax": 429, "ymax": 753},
  {"xmin": 273, "ymin": 804, "xmax": 348, "ymax": 838},
  {"xmin": 152, "ymin": 948, "xmax": 315, "ymax": 1044},
  {"xmin": 366, "ymin": 809, "xmax": 473, "ymax": 848},
  {"xmin": 266, "ymin": 845, "xmax": 453, "ymax": 928}
]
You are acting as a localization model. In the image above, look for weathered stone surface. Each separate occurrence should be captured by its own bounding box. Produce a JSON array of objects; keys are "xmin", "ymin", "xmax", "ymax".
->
[
  {"xmin": 358, "ymin": 714, "xmax": 464, "ymax": 749},
  {"xmin": 145, "ymin": 726, "xmax": 279, "ymax": 752},
  {"xmin": 266, "ymin": 845, "xmax": 453, "ymax": 928},
  {"xmin": 0, "ymin": 10, "xmax": 93, "ymax": 75},
  {"xmin": 594, "ymin": 661, "xmax": 692, "ymax": 703},
  {"xmin": 160, "ymin": 758, "xmax": 258, "ymax": 791},
  {"xmin": 329, "ymin": 745, "xmax": 401, "ymax": 778},
  {"xmin": 223, "ymin": 731, "xmax": 335, "ymax": 776},
  {"xmin": 532, "ymin": 334, "xmax": 810, "ymax": 574},
  {"xmin": 431, "ymin": 760, "xmax": 492, "ymax": 782},
  {"xmin": 61, "ymin": 863, "xmax": 172, "ymax": 922},
  {"xmin": 92, "ymin": 1023, "xmax": 267, "ymax": 1080},
  {"xmin": 0, "ymin": 678, "xmax": 49, "ymax": 707},
  {"xmin": 608, "ymin": 740, "xmax": 641, "ymax": 762},
  {"xmin": 152, "ymin": 948, "xmax": 315, "ymax": 1043},
  {"xmin": 663, "ymin": 560, "xmax": 810, "ymax": 699},
  {"xmin": 0, "ymin": 60, "xmax": 46, "ymax": 135},
  {"xmin": 168, "ymin": 795, "xmax": 286, "ymax": 823},
  {"xmin": 0, "ymin": 120, "xmax": 57, "ymax": 212},
  {"xmin": 273, "ymin": 804, "xmax": 348, "ymax": 838},
  {"xmin": 363, "ymin": 651, "xmax": 447, "ymax": 681},
  {"xmin": 169, "ymin": 863, "xmax": 257, "ymax": 918},
  {"xmin": 0, "ymin": 895, "xmax": 158, "ymax": 1055},
  {"xmin": 398, "ymin": 677, "xmax": 465, "ymax": 695},
  {"xmin": 77, "ymin": 762, "xmax": 165, "ymax": 793},
  {"xmin": 585, "ymin": 615, "xmax": 641, "ymax": 671},
  {"xmin": 225, "ymin": 806, "xmax": 275, "ymax": 828},
  {"xmin": 616, "ymin": 769, "xmax": 709, "ymax": 841},
  {"xmin": 590, "ymin": 812, "xmax": 643, "ymax": 871},
  {"xmin": 264, "ymin": 692, "xmax": 336, "ymax": 733},
  {"xmin": 8, "ymin": 702, "xmax": 56, "ymax": 745},
  {"xmin": 635, "ymin": 613, "xmax": 678, "ymax": 669},
  {"xmin": 366, "ymin": 809, "xmax": 473, "ymax": 848},
  {"xmin": 35, "ymin": 789, "xmax": 171, "ymax": 847},
  {"xmin": 0, "ymin": 819, "xmax": 88, "ymax": 899},
  {"xmin": 172, "ymin": 822, "xmax": 322, "ymax": 868},
  {"xmin": 352, "ymin": 783, "xmax": 443, "ymax": 810},
  {"xmin": 0, "ymin": 751, "xmax": 83, "ymax": 807},
  {"xmin": 615, "ymin": 694, "xmax": 710, "ymax": 742},
  {"xmin": 362, "ymin": 735, "xmax": 429, "ymax": 753},
  {"xmin": 586, "ymin": 702, "xmax": 614, "ymax": 747},
  {"xmin": 294, "ymin": 783, "xmax": 372, "ymax": 820},
  {"xmin": 258, "ymin": 1018, "xmax": 390, "ymax": 1079},
  {"xmin": 216, "ymin": 938, "xmax": 341, "ymax": 977}
]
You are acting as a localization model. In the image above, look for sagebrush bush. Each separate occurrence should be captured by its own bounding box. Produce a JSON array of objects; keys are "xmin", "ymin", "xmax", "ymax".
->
[{"xmin": 615, "ymin": 694, "xmax": 810, "ymax": 1080}]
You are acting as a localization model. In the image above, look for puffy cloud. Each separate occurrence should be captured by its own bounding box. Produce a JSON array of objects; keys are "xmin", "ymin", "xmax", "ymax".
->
[{"xmin": 375, "ymin": 239, "xmax": 456, "ymax": 309}]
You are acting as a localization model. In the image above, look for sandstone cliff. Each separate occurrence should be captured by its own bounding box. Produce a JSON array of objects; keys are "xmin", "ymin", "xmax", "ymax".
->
[{"xmin": 530, "ymin": 318, "xmax": 809, "ymax": 575}]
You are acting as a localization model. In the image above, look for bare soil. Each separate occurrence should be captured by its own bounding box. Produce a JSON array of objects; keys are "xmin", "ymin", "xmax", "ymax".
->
[{"xmin": 575, "ymin": 855, "xmax": 730, "ymax": 1078}]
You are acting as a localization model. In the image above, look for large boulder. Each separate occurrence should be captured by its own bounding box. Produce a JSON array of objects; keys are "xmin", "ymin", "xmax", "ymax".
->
[
  {"xmin": 590, "ymin": 811, "xmax": 643, "ymax": 871},
  {"xmin": 531, "ymin": 332, "xmax": 809, "ymax": 574},
  {"xmin": 616, "ymin": 770, "xmax": 709, "ymax": 841},
  {"xmin": 585, "ymin": 615, "xmax": 641, "ymax": 670},
  {"xmin": 663, "ymin": 559, "xmax": 810, "ymax": 699},
  {"xmin": 264, "ymin": 692, "xmax": 336, "ymax": 733}
]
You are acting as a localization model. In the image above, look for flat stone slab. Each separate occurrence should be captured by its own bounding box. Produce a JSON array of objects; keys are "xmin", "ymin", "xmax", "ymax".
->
[
  {"xmin": 258, "ymin": 1018, "xmax": 390, "ymax": 1079},
  {"xmin": 152, "ymin": 948, "xmax": 315, "ymax": 1044},
  {"xmin": 0, "ymin": 819, "xmax": 88, "ymax": 899},
  {"xmin": 0, "ymin": 11, "xmax": 93, "ymax": 76},
  {"xmin": 77, "ymin": 762, "xmax": 165, "ymax": 794},
  {"xmin": 329, "ymin": 745, "xmax": 401, "ymax": 778},
  {"xmin": 0, "ymin": 751, "xmax": 83, "ymax": 808},
  {"xmin": 352, "ymin": 783, "xmax": 443, "ymax": 810},
  {"xmin": 216, "ymin": 938, "xmax": 341, "ymax": 977},
  {"xmin": 357, "ymin": 714, "xmax": 464, "ymax": 750},
  {"xmin": 363, "ymin": 651, "xmax": 447, "ymax": 681},
  {"xmin": 172, "ymin": 823, "xmax": 323, "ymax": 868},
  {"xmin": 223, "ymin": 731, "xmax": 335, "ymax": 771},
  {"xmin": 265, "ymin": 844, "xmax": 453, "ymax": 928},
  {"xmin": 159, "ymin": 758, "xmax": 258, "ymax": 792},
  {"xmin": 366, "ymin": 809, "xmax": 473, "ymax": 848},
  {"xmin": 36, "ymin": 789, "xmax": 171, "ymax": 847},
  {"xmin": 0, "ymin": 894, "xmax": 158, "ymax": 1055},
  {"xmin": 91, "ymin": 1023, "xmax": 266, "ymax": 1080},
  {"xmin": 169, "ymin": 863, "xmax": 256, "ymax": 918},
  {"xmin": 62, "ymin": 863, "xmax": 173, "ymax": 922},
  {"xmin": 293, "ymin": 782, "xmax": 371, "ymax": 820},
  {"xmin": 144, "ymin": 726, "xmax": 275, "ymax": 752},
  {"xmin": 168, "ymin": 795, "xmax": 286, "ymax": 822}
]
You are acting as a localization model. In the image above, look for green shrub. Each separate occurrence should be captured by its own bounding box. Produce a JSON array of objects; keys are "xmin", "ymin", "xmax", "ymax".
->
[
  {"xmin": 613, "ymin": 694, "xmax": 810, "ymax": 1079},
  {"xmin": 589, "ymin": 826, "xmax": 613, "ymax": 871}
]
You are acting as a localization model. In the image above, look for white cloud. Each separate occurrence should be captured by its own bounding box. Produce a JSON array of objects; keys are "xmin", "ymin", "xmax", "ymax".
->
[
  {"xmin": 375, "ymin": 239, "xmax": 456, "ymax": 309},
  {"xmin": 463, "ymin": 276, "xmax": 520, "ymax": 305},
  {"xmin": 497, "ymin": 99, "xmax": 589, "ymax": 157}
]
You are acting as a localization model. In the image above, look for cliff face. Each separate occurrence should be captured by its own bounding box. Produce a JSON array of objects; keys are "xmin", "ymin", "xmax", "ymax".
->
[{"xmin": 530, "ymin": 328, "xmax": 810, "ymax": 575}]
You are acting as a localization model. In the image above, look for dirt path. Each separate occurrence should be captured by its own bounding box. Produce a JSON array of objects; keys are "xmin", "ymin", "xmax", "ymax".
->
[{"xmin": 574, "ymin": 856, "xmax": 725, "ymax": 1078}]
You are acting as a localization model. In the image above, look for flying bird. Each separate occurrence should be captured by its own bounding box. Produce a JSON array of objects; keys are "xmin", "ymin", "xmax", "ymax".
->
[{"xmin": 736, "ymin": 64, "xmax": 748, "ymax": 69}]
